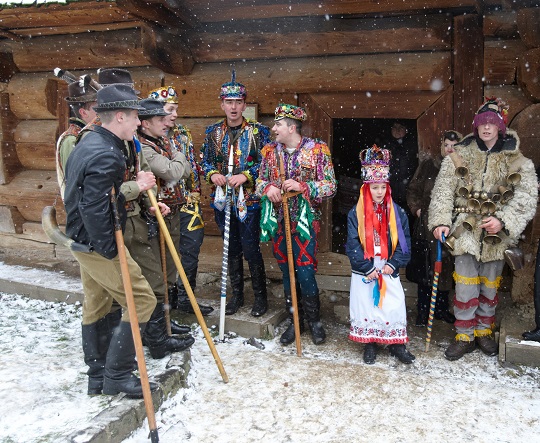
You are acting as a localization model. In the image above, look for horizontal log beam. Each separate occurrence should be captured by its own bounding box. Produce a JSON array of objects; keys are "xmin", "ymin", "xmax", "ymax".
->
[
  {"xmin": 484, "ymin": 39, "xmax": 527, "ymax": 85},
  {"xmin": 484, "ymin": 85, "xmax": 531, "ymax": 124},
  {"xmin": 190, "ymin": 15, "xmax": 452, "ymax": 62},
  {"xmin": 8, "ymin": 29, "xmax": 148, "ymax": 72},
  {"xmin": 517, "ymin": 48, "xmax": 540, "ymax": 102},
  {"xmin": 483, "ymin": 11, "xmax": 518, "ymax": 38},
  {"xmin": 179, "ymin": 0, "xmax": 478, "ymax": 23},
  {"xmin": 8, "ymin": 21, "xmax": 142, "ymax": 38},
  {"xmin": 517, "ymin": 7, "xmax": 540, "ymax": 49}
]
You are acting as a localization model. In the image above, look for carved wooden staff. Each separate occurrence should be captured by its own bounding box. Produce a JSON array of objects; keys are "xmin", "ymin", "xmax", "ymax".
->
[
  {"xmin": 147, "ymin": 189, "xmax": 229, "ymax": 383},
  {"xmin": 110, "ymin": 187, "xmax": 159, "ymax": 443},
  {"xmin": 279, "ymin": 152, "xmax": 302, "ymax": 357},
  {"xmin": 425, "ymin": 234, "xmax": 444, "ymax": 352}
]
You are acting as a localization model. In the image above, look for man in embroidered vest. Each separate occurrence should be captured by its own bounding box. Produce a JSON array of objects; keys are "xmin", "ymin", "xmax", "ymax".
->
[
  {"xmin": 256, "ymin": 104, "xmax": 337, "ymax": 345},
  {"xmin": 200, "ymin": 72, "xmax": 271, "ymax": 317},
  {"xmin": 148, "ymin": 86, "xmax": 213, "ymax": 316},
  {"xmin": 429, "ymin": 98, "xmax": 537, "ymax": 361},
  {"xmin": 56, "ymin": 79, "xmax": 98, "ymax": 199}
]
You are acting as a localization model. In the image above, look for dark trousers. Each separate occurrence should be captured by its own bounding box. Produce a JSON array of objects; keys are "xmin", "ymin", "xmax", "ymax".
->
[
  {"xmin": 177, "ymin": 207, "xmax": 205, "ymax": 293},
  {"xmin": 534, "ymin": 242, "xmax": 540, "ymax": 328},
  {"xmin": 214, "ymin": 207, "xmax": 265, "ymax": 267}
]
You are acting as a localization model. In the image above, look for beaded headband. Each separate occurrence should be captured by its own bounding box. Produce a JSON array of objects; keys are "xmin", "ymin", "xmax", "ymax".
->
[
  {"xmin": 274, "ymin": 103, "xmax": 307, "ymax": 121},
  {"xmin": 148, "ymin": 86, "xmax": 178, "ymax": 104},
  {"xmin": 360, "ymin": 144, "xmax": 391, "ymax": 183}
]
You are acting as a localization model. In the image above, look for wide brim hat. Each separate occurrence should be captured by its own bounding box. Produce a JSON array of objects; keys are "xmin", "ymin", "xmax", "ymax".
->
[
  {"xmin": 148, "ymin": 86, "xmax": 178, "ymax": 104},
  {"xmin": 138, "ymin": 98, "xmax": 171, "ymax": 119},
  {"xmin": 92, "ymin": 84, "xmax": 144, "ymax": 112},
  {"xmin": 274, "ymin": 103, "xmax": 307, "ymax": 122},
  {"xmin": 65, "ymin": 81, "xmax": 98, "ymax": 103},
  {"xmin": 97, "ymin": 68, "xmax": 140, "ymax": 94}
]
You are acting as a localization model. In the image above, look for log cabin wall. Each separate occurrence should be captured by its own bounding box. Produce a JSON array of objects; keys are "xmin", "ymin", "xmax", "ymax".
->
[{"xmin": 0, "ymin": 0, "xmax": 538, "ymax": 297}]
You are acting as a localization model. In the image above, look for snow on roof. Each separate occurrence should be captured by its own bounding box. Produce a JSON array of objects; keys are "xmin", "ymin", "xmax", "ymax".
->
[{"xmin": 0, "ymin": 0, "xmax": 68, "ymax": 6}]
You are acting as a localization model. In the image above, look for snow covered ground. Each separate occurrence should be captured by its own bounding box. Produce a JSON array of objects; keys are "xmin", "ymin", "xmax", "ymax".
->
[{"xmin": 1, "ymin": 260, "xmax": 540, "ymax": 443}]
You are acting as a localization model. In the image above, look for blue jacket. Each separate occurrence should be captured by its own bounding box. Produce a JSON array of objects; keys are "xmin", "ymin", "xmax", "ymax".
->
[{"xmin": 345, "ymin": 201, "xmax": 411, "ymax": 277}]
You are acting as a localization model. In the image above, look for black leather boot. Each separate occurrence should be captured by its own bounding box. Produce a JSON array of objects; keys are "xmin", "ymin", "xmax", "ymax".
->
[
  {"xmin": 363, "ymin": 342, "xmax": 378, "ymax": 365},
  {"xmin": 249, "ymin": 261, "xmax": 268, "ymax": 317},
  {"xmin": 280, "ymin": 291, "xmax": 305, "ymax": 345},
  {"xmin": 226, "ymin": 255, "xmax": 245, "ymax": 315},
  {"xmin": 168, "ymin": 284, "xmax": 179, "ymax": 310},
  {"xmin": 176, "ymin": 286, "xmax": 214, "ymax": 316},
  {"xmin": 82, "ymin": 309, "xmax": 121, "ymax": 395},
  {"xmin": 170, "ymin": 320, "xmax": 191, "ymax": 335},
  {"xmin": 435, "ymin": 290, "xmax": 456, "ymax": 324},
  {"xmin": 389, "ymin": 344, "xmax": 416, "ymax": 364},
  {"xmin": 102, "ymin": 321, "xmax": 160, "ymax": 398},
  {"xmin": 303, "ymin": 295, "xmax": 326, "ymax": 345},
  {"xmin": 143, "ymin": 303, "xmax": 195, "ymax": 359}
]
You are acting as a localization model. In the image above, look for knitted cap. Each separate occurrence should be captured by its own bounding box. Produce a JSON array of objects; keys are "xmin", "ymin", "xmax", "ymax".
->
[{"xmin": 473, "ymin": 97, "xmax": 508, "ymax": 135}]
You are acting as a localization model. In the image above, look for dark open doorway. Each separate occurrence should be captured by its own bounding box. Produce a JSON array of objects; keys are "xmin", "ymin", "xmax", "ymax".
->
[{"xmin": 331, "ymin": 118, "xmax": 417, "ymax": 254}]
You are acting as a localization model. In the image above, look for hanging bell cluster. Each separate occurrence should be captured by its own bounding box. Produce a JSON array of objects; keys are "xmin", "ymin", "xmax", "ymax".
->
[{"xmin": 444, "ymin": 164, "xmax": 522, "ymax": 249}]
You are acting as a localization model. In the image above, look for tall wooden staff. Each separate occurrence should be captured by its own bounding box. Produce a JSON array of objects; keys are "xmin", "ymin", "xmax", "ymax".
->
[
  {"xmin": 159, "ymin": 229, "xmax": 172, "ymax": 336},
  {"xmin": 425, "ymin": 234, "xmax": 444, "ymax": 352},
  {"xmin": 278, "ymin": 152, "xmax": 302, "ymax": 357},
  {"xmin": 147, "ymin": 189, "xmax": 229, "ymax": 383},
  {"xmin": 110, "ymin": 187, "xmax": 159, "ymax": 443},
  {"xmin": 219, "ymin": 146, "xmax": 235, "ymax": 341}
]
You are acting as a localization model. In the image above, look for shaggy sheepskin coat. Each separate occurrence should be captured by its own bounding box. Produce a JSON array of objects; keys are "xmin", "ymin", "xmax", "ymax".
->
[{"xmin": 428, "ymin": 129, "xmax": 537, "ymax": 263}]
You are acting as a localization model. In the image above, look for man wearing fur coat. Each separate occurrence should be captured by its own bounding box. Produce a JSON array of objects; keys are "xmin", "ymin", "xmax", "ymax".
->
[{"xmin": 428, "ymin": 98, "xmax": 537, "ymax": 361}]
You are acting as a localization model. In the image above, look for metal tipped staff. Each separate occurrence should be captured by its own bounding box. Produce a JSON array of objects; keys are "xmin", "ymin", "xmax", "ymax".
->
[
  {"xmin": 425, "ymin": 233, "xmax": 444, "ymax": 352},
  {"xmin": 219, "ymin": 146, "xmax": 235, "ymax": 341},
  {"xmin": 111, "ymin": 187, "xmax": 159, "ymax": 443},
  {"xmin": 147, "ymin": 189, "xmax": 229, "ymax": 383},
  {"xmin": 279, "ymin": 152, "xmax": 302, "ymax": 357}
]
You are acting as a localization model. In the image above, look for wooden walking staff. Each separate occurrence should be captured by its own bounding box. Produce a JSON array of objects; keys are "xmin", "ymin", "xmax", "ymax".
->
[
  {"xmin": 278, "ymin": 152, "xmax": 302, "ymax": 357},
  {"xmin": 147, "ymin": 189, "xmax": 229, "ymax": 383},
  {"xmin": 425, "ymin": 234, "xmax": 445, "ymax": 352},
  {"xmin": 110, "ymin": 187, "xmax": 159, "ymax": 443}
]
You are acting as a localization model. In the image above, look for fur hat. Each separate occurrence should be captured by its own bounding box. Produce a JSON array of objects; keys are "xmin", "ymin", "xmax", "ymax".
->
[
  {"xmin": 219, "ymin": 69, "xmax": 247, "ymax": 100},
  {"xmin": 97, "ymin": 68, "xmax": 140, "ymax": 94},
  {"xmin": 138, "ymin": 98, "xmax": 170, "ymax": 120},
  {"xmin": 148, "ymin": 86, "xmax": 178, "ymax": 104},
  {"xmin": 360, "ymin": 144, "xmax": 391, "ymax": 183},
  {"xmin": 274, "ymin": 103, "xmax": 307, "ymax": 121},
  {"xmin": 65, "ymin": 81, "xmax": 98, "ymax": 103},
  {"xmin": 473, "ymin": 97, "xmax": 509, "ymax": 135},
  {"xmin": 92, "ymin": 84, "xmax": 143, "ymax": 112}
]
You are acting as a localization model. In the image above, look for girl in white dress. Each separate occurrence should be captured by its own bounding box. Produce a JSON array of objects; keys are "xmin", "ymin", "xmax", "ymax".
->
[{"xmin": 346, "ymin": 145, "xmax": 414, "ymax": 364}]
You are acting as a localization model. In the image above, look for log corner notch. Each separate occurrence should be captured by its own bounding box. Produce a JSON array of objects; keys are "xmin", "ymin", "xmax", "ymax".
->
[{"xmin": 141, "ymin": 23, "xmax": 195, "ymax": 76}]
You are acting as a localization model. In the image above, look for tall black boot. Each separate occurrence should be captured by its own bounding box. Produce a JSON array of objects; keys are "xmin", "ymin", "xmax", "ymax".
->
[
  {"xmin": 279, "ymin": 291, "xmax": 305, "ymax": 345},
  {"xmin": 226, "ymin": 255, "xmax": 245, "ymax": 315},
  {"xmin": 176, "ymin": 283, "xmax": 214, "ymax": 316},
  {"xmin": 415, "ymin": 284, "xmax": 431, "ymax": 327},
  {"xmin": 435, "ymin": 290, "xmax": 456, "ymax": 324},
  {"xmin": 82, "ymin": 309, "xmax": 121, "ymax": 395},
  {"xmin": 249, "ymin": 261, "xmax": 268, "ymax": 317},
  {"xmin": 143, "ymin": 303, "xmax": 195, "ymax": 359},
  {"xmin": 168, "ymin": 283, "xmax": 179, "ymax": 310},
  {"xmin": 303, "ymin": 295, "xmax": 326, "ymax": 345},
  {"xmin": 102, "ymin": 321, "xmax": 159, "ymax": 399}
]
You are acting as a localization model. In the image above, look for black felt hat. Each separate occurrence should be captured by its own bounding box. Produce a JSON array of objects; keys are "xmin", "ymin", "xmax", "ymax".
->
[
  {"xmin": 97, "ymin": 68, "xmax": 140, "ymax": 94},
  {"xmin": 65, "ymin": 81, "xmax": 98, "ymax": 103},
  {"xmin": 138, "ymin": 98, "xmax": 171, "ymax": 119},
  {"xmin": 92, "ymin": 84, "xmax": 144, "ymax": 112}
]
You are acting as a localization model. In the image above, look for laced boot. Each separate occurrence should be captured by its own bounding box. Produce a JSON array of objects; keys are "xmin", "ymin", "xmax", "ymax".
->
[
  {"xmin": 444, "ymin": 334, "xmax": 476, "ymax": 361},
  {"xmin": 434, "ymin": 291, "xmax": 456, "ymax": 324},
  {"xmin": 102, "ymin": 322, "xmax": 160, "ymax": 398},
  {"xmin": 280, "ymin": 292, "xmax": 305, "ymax": 345},
  {"xmin": 143, "ymin": 303, "xmax": 195, "ymax": 359},
  {"xmin": 302, "ymin": 295, "xmax": 326, "ymax": 345},
  {"xmin": 225, "ymin": 256, "xmax": 244, "ymax": 315},
  {"xmin": 363, "ymin": 342, "xmax": 378, "ymax": 365},
  {"xmin": 474, "ymin": 330, "xmax": 498, "ymax": 356},
  {"xmin": 249, "ymin": 261, "xmax": 268, "ymax": 317},
  {"xmin": 82, "ymin": 309, "xmax": 121, "ymax": 395},
  {"xmin": 389, "ymin": 344, "xmax": 415, "ymax": 364}
]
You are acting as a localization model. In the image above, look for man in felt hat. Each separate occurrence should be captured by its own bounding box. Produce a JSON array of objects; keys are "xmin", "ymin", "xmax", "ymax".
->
[
  {"xmin": 64, "ymin": 84, "xmax": 160, "ymax": 398},
  {"xmin": 78, "ymin": 69, "xmax": 194, "ymax": 359},
  {"xmin": 200, "ymin": 72, "xmax": 271, "ymax": 317},
  {"xmin": 56, "ymin": 79, "xmax": 98, "ymax": 199},
  {"xmin": 256, "ymin": 103, "xmax": 337, "ymax": 345},
  {"xmin": 135, "ymin": 98, "xmax": 198, "ymax": 357},
  {"xmin": 148, "ymin": 86, "xmax": 213, "ymax": 316},
  {"xmin": 429, "ymin": 97, "xmax": 537, "ymax": 361}
]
